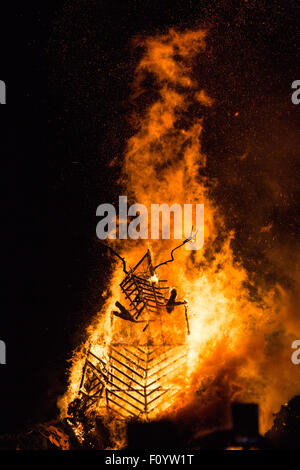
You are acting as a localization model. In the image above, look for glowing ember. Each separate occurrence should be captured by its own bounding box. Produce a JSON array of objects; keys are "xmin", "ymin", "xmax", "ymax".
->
[{"xmin": 149, "ymin": 274, "xmax": 159, "ymax": 284}]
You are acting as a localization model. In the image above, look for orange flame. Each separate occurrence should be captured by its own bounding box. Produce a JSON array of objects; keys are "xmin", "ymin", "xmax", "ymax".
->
[{"xmin": 59, "ymin": 27, "xmax": 300, "ymax": 439}]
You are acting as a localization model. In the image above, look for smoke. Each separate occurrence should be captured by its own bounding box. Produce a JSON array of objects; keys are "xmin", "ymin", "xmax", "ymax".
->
[
  {"xmin": 61, "ymin": 25, "xmax": 300, "ymax": 437},
  {"xmin": 120, "ymin": 27, "xmax": 300, "ymax": 433}
]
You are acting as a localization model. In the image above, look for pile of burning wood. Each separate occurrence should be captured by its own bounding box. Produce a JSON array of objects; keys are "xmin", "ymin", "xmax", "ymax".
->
[{"xmin": 68, "ymin": 247, "xmax": 190, "ymax": 422}]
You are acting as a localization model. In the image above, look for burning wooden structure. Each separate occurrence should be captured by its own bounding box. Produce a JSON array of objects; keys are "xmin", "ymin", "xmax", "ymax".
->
[{"xmin": 74, "ymin": 249, "xmax": 190, "ymax": 420}]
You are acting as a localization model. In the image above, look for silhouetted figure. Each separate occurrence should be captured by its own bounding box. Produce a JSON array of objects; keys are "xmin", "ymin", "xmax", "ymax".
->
[
  {"xmin": 191, "ymin": 403, "xmax": 269, "ymax": 450},
  {"xmin": 166, "ymin": 289, "xmax": 187, "ymax": 313}
]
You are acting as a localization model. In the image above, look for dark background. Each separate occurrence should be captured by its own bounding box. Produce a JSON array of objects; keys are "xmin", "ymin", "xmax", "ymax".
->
[{"xmin": 0, "ymin": 0, "xmax": 299, "ymax": 435}]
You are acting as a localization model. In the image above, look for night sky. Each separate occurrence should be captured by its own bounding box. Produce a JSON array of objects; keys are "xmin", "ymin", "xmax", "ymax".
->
[{"xmin": 0, "ymin": 0, "xmax": 299, "ymax": 436}]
